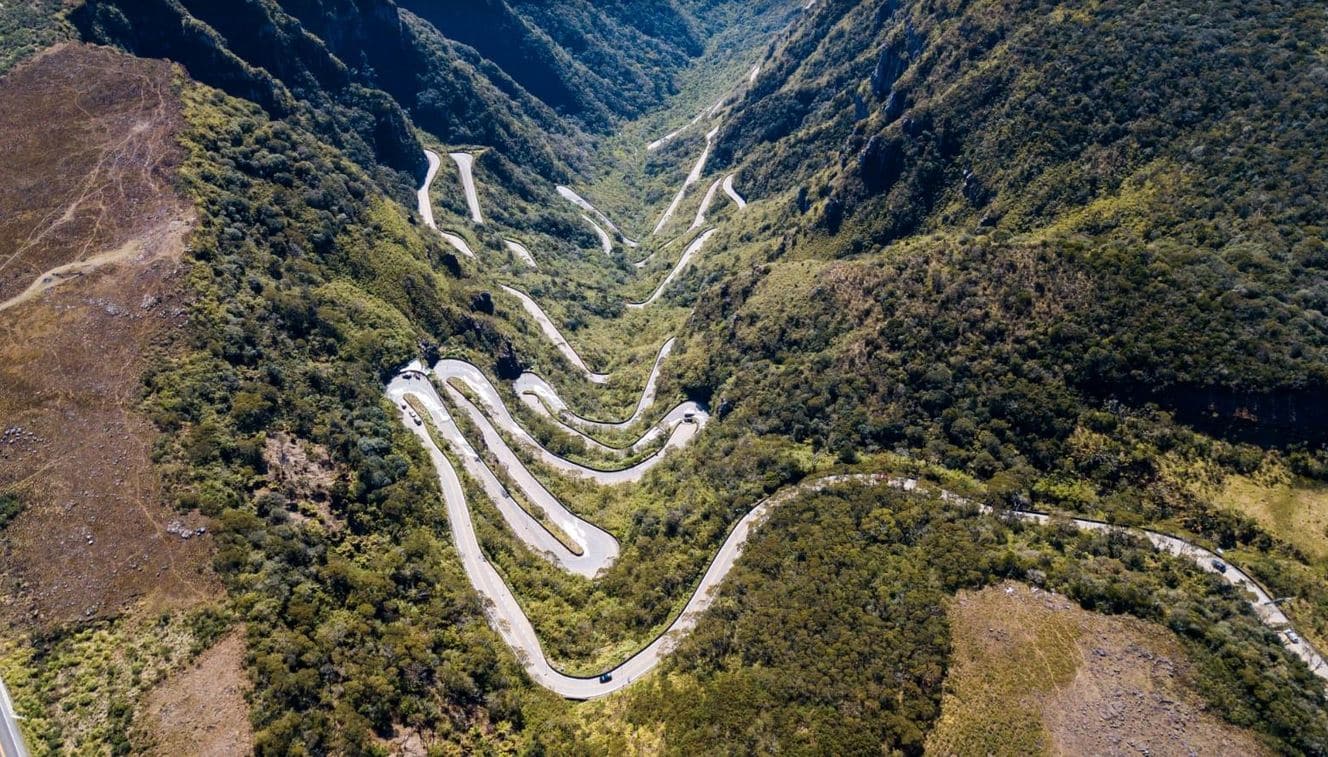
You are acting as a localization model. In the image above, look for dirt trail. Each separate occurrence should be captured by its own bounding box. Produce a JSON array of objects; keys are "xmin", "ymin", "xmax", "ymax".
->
[{"xmin": 0, "ymin": 238, "xmax": 148, "ymax": 314}]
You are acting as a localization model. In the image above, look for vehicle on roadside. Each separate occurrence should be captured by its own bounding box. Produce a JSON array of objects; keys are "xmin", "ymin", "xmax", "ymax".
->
[
  {"xmin": 1211, "ymin": 558, "xmax": 1227, "ymax": 572},
  {"xmin": 1286, "ymin": 630, "xmax": 1302, "ymax": 644},
  {"xmin": 683, "ymin": 411, "xmax": 697, "ymax": 423}
]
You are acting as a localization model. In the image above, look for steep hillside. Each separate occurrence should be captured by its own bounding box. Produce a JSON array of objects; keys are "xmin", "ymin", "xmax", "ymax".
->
[
  {"xmin": 703, "ymin": 0, "xmax": 1328, "ymax": 439},
  {"xmin": 0, "ymin": 43, "xmax": 214, "ymax": 630},
  {"xmin": 2, "ymin": 0, "xmax": 1327, "ymax": 754},
  {"xmin": 681, "ymin": 0, "xmax": 1328, "ymax": 546}
]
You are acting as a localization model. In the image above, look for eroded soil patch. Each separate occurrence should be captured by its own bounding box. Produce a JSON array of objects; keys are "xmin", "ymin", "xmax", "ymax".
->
[
  {"xmin": 926, "ymin": 581, "xmax": 1268, "ymax": 756},
  {"xmin": 136, "ymin": 629, "xmax": 253, "ymax": 757},
  {"xmin": 0, "ymin": 44, "xmax": 216, "ymax": 629}
]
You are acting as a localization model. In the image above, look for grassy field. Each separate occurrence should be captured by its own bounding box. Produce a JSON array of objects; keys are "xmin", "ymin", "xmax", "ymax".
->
[
  {"xmin": 1216, "ymin": 468, "xmax": 1328, "ymax": 560},
  {"xmin": 926, "ymin": 582, "xmax": 1270, "ymax": 756}
]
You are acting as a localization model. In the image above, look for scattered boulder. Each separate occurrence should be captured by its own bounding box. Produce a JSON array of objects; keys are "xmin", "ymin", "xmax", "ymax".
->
[
  {"xmin": 859, "ymin": 134, "xmax": 906, "ymax": 193},
  {"xmin": 471, "ymin": 290, "xmax": 495, "ymax": 314},
  {"xmin": 494, "ymin": 340, "xmax": 523, "ymax": 381}
]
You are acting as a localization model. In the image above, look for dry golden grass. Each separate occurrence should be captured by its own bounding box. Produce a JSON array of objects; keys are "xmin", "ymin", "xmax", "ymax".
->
[
  {"xmin": 0, "ymin": 44, "xmax": 218, "ymax": 630},
  {"xmin": 1215, "ymin": 470, "xmax": 1328, "ymax": 560},
  {"xmin": 136, "ymin": 629, "xmax": 253, "ymax": 757},
  {"xmin": 926, "ymin": 582, "xmax": 1268, "ymax": 757}
]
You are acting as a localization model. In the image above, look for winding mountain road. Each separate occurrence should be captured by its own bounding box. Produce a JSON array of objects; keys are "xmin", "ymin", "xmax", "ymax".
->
[
  {"xmin": 972, "ymin": 501, "xmax": 1328, "ymax": 682},
  {"xmin": 558, "ymin": 186, "xmax": 639, "ymax": 248},
  {"xmin": 691, "ymin": 178, "xmax": 724, "ymax": 231},
  {"xmin": 653, "ymin": 126, "xmax": 720, "ymax": 235},
  {"xmin": 418, "ymin": 150, "xmax": 443, "ymax": 230},
  {"xmin": 504, "ymin": 239, "xmax": 538, "ymax": 269},
  {"xmin": 440, "ymin": 232, "xmax": 476, "ymax": 259},
  {"xmin": 647, "ymin": 107, "xmax": 709, "ymax": 153},
  {"xmin": 434, "ymin": 358, "xmax": 708, "ymax": 487},
  {"xmin": 449, "ymin": 152, "xmax": 484, "ymax": 224},
  {"xmin": 395, "ymin": 60, "xmax": 1325, "ymax": 707},
  {"xmin": 500, "ymin": 285, "xmax": 610, "ymax": 383},
  {"xmin": 722, "ymin": 174, "xmax": 747, "ymax": 208},
  {"xmin": 391, "ymin": 369, "xmax": 618, "ymax": 577},
  {"xmin": 583, "ymin": 215, "xmax": 614, "ymax": 255},
  {"xmin": 418, "ymin": 151, "xmax": 477, "ymax": 259},
  {"xmin": 383, "ymin": 368, "xmax": 1328, "ymax": 700},
  {"xmin": 627, "ymin": 229, "xmax": 716, "ymax": 309},
  {"xmin": 513, "ymin": 337, "xmax": 680, "ymax": 437}
]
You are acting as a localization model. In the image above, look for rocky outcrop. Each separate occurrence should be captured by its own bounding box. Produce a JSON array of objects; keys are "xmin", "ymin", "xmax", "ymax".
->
[
  {"xmin": 71, "ymin": 0, "xmax": 426, "ymax": 182},
  {"xmin": 859, "ymin": 134, "xmax": 906, "ymax": 193},
  {"xmin": 870, "ymin": 46, "xmax": 906, "ymax": 100}
]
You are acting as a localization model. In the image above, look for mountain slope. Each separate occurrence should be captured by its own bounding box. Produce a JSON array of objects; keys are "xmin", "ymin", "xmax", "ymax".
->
[
  {"xmin": 2, "ymin": 0, "xmax": 1327, "ymax": 753},
  {"xmin": 689, "ymin": 0, "xmax": 1328, "ymax": 468}
]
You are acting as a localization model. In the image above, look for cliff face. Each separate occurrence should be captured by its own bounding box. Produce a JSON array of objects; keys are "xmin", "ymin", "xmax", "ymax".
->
[
  {"xmin": 71, "ymin": 0, "xmax": 426, "ymax": 189},
  {"xmin": 69, "ymin": 0, "xmax": 718, "ymax": 190},
  {"xmin": 701, "ymin": 0, "xmax": 1328, "ymax": 449}
]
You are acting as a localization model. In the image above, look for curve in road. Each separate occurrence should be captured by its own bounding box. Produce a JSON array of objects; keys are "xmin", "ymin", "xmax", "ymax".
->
[
  {"xmin": 513, "ymin": 337, "xmax": 680, "ymax": 436},
  {"xmin": 583, "ymin": 215, "xmax": 614, "ymax": 255},
  {"xmin": 449, "ymin": 152, "xmax": 484, "ymax": 225},
  {"xmin": 653, "ymin": 126, "xmax": 720, "ymax": 236},
  {"xmin": 418, "ymin": 150, "xmax": 443, "ymax": 230},
  {"xmin": 504, "ymin": 239, "xmax": 538, "ymax": 269},
  {"xmin": 557, "ymin": 186, "xmax": 639, "ymax": 248},
  {"xmin": 384, "ymin": 383, "xmax": 1328, "ymax": 701},
  {"xmin": 433, "ymin": 358, "xmax": 708, "ymax": 486},
  {"xmin": 500, "ymin": 285, "xmax": 610, "ymax": 384},
  {"xmin": 627, "ymin": 229, "xmax": 717, "ymax": 310},
  {"xmin": 440, "ymin": 231, "xmax": 476, "ymax": 259},
  {"xmin": 418, "ymin": 151, "xmax": 476, "ymax": 260},
  {"xmin": 646, "ymin": 106, "xmax": 710, "ymax": 153},
  {"xmin": 398, "ymin": 45, "xmax": 1326, "ymax": 704},
  {"xmin": 390, "ymin": 371, "xmax": 617, "ymax": 577},
  {"xmin": 722, "ymin": 174, "xmax": 747, "ymax": 209},
  {"xmin": 968, "ymin": 499, "xmax": 1328, "ymax": 682}
]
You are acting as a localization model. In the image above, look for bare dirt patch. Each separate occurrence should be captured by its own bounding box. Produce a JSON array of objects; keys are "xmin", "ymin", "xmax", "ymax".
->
[
  {"xmin": 926, "ymin": 581, "xmax": 1269, "ymax": 756},
  {"xmin": 0, "ymin": 43, "xmax": 218, "ymax": 630},
  {"xmin": 261, "ymin": 432, "xmax": 345, "ymax": 531},
  {"xmin": 136, "ymin": 629, "xmax": 253, "ymax": 757},
  {"xmin": 1216, "ymin": 470, "xmax": 1328, "ymax": 561}
]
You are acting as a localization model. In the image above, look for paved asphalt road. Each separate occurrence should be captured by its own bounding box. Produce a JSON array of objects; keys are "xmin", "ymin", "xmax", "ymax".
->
[
  {"xmin": 401, "ymin": 121, "xmax": 1326, "ymax": 698},
  {"xmin": 556, "ymin": 186, "xmax": 639, "ymax": 248},
  {"xmin": 626, "ymin": 229, "xmax": 716, "ymax": 309},
  {"xmin": 722, "ymin": 174, "xmax": 747, "ymax": 208},
  {"xmin": 653, "ymin": 126, "xmax": 719, "ymax": 235},
  {"xmin": 0, "ymin": 674, "xmax": 28, "ymax": 757},
  {"xmin": 432, "ymin": 358, "xmax": 708, "ymax": 486},
  {"xmin": 500, "ymin": 285, "xmax": 610, "ymax": 383},
  {"xmin": 513, "ymin": 337, "xmax": 680, "ymax": 441},
  {"xmin": 449, "ymin": 152, "xmax": 484, "ymax": 224},
  {"xmin": 417, "ymin": 150, "xmax": 442, "ymax": 230}
]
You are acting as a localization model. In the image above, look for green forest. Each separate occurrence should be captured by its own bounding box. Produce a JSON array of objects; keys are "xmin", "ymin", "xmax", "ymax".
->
[{"xmin": 1, "ymin": 0, "xmax": 1326, "ymax": 753}]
